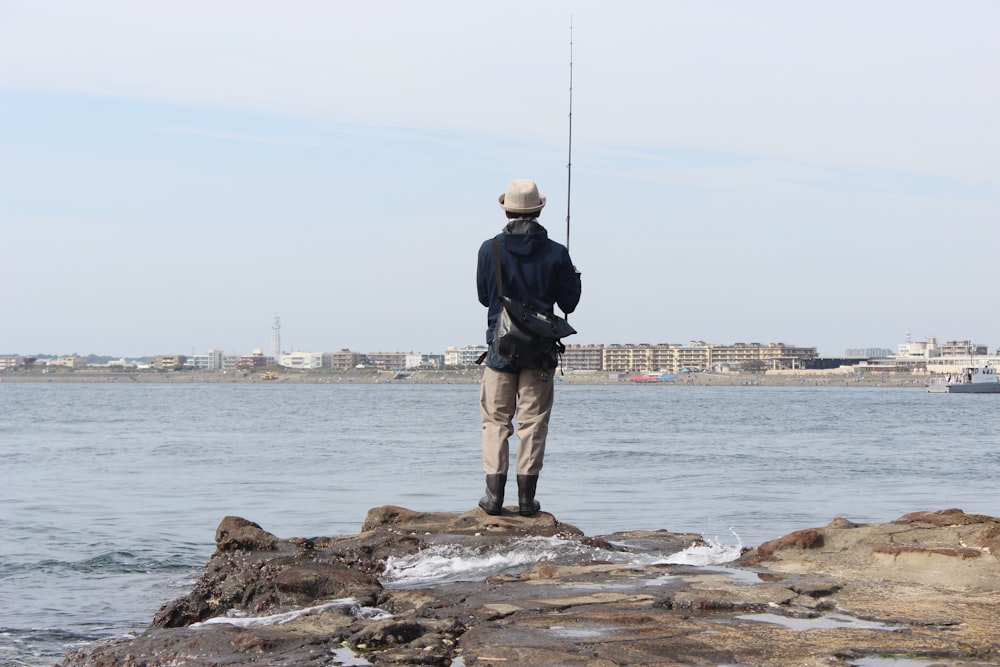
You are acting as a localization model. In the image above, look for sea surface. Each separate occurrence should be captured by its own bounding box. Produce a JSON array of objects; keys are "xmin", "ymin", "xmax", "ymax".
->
[{"xmin": 2, "ymin": 382, "xmax": 999, "ymax": 665}]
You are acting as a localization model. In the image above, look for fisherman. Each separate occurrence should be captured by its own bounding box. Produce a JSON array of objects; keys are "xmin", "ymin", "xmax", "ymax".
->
[{"xmin": 476, "ymin": 179, "xmax": 581, "ymax": 516}]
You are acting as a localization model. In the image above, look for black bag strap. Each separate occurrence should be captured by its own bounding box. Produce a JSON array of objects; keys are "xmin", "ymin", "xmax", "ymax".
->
[
  {"xmin": 492, "ymin": 237, "xmax": 504, "ymax": 300},
  {"xmin": 490, "ymin": 238, "xmax": 566, "ymax": 374},
  {"xmin": 475, "ymin": 238, "xmax": 505, "ymax": 366}
]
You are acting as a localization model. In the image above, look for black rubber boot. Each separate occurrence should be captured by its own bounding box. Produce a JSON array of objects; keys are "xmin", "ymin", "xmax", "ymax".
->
[
  {"xmin": 478, "ymin": 473, "xmax": 507, "ymax": 515},
  {"xmin": 517, "ymin": 474, "xmax": 541, "ymax": 516}
]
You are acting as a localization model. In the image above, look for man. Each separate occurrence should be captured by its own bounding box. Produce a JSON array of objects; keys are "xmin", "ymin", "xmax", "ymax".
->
[{"xmin": 476, "ymin": 178, "xmax": 582, "ymax": 516}]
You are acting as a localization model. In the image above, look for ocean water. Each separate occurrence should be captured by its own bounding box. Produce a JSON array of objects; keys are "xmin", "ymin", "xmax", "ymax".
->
[{"xmin": 2, "ymin": 382, "xmax": 999, "ymax": 665}]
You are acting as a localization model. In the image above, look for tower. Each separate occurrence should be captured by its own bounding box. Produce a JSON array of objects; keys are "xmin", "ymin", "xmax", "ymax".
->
[{"xmin": 271, "ymin": 314, "xmax": 281, "ymax": 361}]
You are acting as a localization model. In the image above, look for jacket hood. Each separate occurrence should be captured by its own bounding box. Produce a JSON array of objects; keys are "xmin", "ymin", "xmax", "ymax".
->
[{"xmin": 500, "ymin": 219, "xmax": 549, "ymax": 257}]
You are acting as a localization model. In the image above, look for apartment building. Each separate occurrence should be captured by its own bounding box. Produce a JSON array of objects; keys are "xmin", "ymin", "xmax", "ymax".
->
[
  {"xmin": 365, "ymin": 351, "xmax": 408, "ymax": 370},
  {"xmin": 561, "ymin": 344, "xmax": 603, "ymax": 370},
  {"xmin": 0, "ymin": 354, "xmax": 24, "ymax": 370},
  {"xmin": 151, "ymin": 355, "xmax": 187, "ymax": 370},
  {"xmin": 601, "ymin": 344, "xmax": 654, "ymax": 373},
  {"xmin": 189, "ymin": 349, "xmax": 223, "ymax": 371},
  {"xmin": 938, "ymin": 340, "xmax": 989, "ymax": 356},
  {"xmin": 235, "ymin": 350, "xmax": 271, "ymax": 369},
  {"xmin": 325, "ymin": 349, "xmax": 365, "ymax": 370},
  {"xmin": 444, "ymin": 345, "xmax": 488, "ymax": 367},
  {"xmin": 280, "ymin": 352, "xmax": 324, "ymax": 370},
  {"xmin": 563, "ymin": 342, "xmax": 817, "ymax": 374}
]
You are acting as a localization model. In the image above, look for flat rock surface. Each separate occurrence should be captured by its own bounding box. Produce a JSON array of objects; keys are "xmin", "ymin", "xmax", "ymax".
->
[{"xmin": 61, "ymin": 507, "xmax": 1000, "ymax": 666}]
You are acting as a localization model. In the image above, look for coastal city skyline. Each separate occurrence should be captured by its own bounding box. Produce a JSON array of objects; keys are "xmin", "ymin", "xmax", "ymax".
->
[
  {"xmin": 4, "ymin": 332, "xmax": 993, "ymax": 366},
  {"xmin": 3, "ymin": 4, "xmax": 998, "ymax": 360}
]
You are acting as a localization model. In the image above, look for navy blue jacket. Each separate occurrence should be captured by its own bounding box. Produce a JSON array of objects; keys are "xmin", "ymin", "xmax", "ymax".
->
[{"xmin": 477, "ymin": 219, "xmax": 581, "ymax": 346}]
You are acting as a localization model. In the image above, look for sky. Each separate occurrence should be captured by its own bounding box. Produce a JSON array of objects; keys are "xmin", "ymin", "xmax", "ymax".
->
[{"xmin": 2, "ymin": 1, "xmax": 998, "ymax": 359}]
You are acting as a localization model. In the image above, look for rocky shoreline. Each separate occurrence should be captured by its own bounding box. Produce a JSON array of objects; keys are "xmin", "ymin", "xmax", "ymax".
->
[
  {"xmin": 60, "ymin": 508, "xmax": 1000, "ymax": 666},
  {"xmin": 3, "ymin": 368, "xmax": 930, "ymax": 388}
]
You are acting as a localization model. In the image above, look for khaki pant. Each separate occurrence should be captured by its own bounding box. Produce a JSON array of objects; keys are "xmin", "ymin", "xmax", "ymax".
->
[{"xmin": 480, "ymin": 366, "xmax": 555, "ymax": 476}]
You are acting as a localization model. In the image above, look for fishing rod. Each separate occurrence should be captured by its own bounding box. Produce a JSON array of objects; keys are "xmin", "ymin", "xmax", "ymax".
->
[{"xmin": 565, "ymin": 18, "xmax": 573, "ymax": 251}]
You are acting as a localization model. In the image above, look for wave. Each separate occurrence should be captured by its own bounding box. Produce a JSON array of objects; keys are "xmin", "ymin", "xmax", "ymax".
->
[
  {"xmin": 191, "ymin": 598, "xmax": 390, "ymax": 628},
  {"xmin": 1, "ymin": 550, "xmax": 201, "ymax": 578},
  {"xmin": 650, "ymin": 531, "xmax": 745, "ymax": 566},
  {"xmin": 0, "ymin": 626, "xmax": 111, "ymax": 667},
  {"xmin": 379, "ymin": 533, "xmax": 743, "ymax": 589}
]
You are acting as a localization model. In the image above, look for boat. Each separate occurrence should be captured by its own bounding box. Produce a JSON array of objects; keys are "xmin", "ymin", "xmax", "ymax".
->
[{"xmin": 927, "ymin": 362, "xmax": 1000, "ymax": 393}]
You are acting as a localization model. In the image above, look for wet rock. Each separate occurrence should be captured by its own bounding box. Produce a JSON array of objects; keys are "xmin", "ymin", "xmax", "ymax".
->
[
  {"xmin": 153, "ymin": 519, "xmax": 384, "ymax": 628},
  {"xmin": 739, "ymin": 507, "xmax": 1000, "ymax": 591},
  {"xmin": 754, "ymin": 527, "xmax": 823, "ymax": 557},
  {"xmin": 273, "ymin": 561, "xmax": 378, "ymax": 598},
  {"xmin": 215, "ymin": 515, "xmax": 279, "ymax": 551},
  {"xmin": 63, "ymin": 508, "xmax": 1000, "ymax": 667},
  {"xmin": 362, "ymin": 503, "xmax": 585, "ymax": 537}
]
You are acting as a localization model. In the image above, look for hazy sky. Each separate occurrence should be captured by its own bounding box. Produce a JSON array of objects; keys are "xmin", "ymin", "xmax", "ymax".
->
[{"xmin": 2, "ymin": 1, "xmax": 998, "ymax": 358}]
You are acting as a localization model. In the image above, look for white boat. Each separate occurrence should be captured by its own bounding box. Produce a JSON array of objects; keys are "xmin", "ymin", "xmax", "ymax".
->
[{"xmin": 927, "ymin": 362, "xmax": 1000, "ymax": 393}]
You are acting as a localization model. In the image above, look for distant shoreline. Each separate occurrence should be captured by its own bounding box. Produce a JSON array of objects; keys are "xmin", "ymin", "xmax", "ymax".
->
[{"xmin": 0, "ymin": 368, "xmax": 929, "ymax": 388}]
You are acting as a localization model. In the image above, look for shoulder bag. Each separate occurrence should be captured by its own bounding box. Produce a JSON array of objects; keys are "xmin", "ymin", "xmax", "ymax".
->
[{"xmin": 489, "ymin": 238, "xmax": 576, "ymax": 370}]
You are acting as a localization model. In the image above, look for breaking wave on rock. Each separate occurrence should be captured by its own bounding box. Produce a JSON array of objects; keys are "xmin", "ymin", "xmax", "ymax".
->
[
  {"xmin": 379, "ymin": 533, "xmax": 743, "ymax": 589},
  {"xmin": 190, "ymin": 598, "xmax": 391, "ymax": 628}
]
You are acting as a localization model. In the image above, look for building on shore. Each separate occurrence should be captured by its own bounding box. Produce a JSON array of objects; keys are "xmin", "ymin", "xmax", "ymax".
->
[
  {"xmin": 857, "ymin": 337, "xmax": 998, "ymax": 375},
  {"xmin": 445, "ymin": 345, "xmax": 488, "ymax": 367},
  {"xmin": 561, "ymin": 344, "xmax": 604, "ymax": 371},
  {"xmin": 6, "ymin": 335, "xmax": 994, "ymax": 377},
  {"xmin": 0, "ymin": 354, "xmax": 24, "ymax": 370},
  {"xmin": 405, "ymin": 353, "xmax": 444, "ymax": 369},
  {"xmin": 151, "ymin": 355, "xmax": 188, "ymax": 370},
  {"xmin": 844, "ymin": 347, "xmax": 894, "ymax": 359},
  {"xmin": 189, "ymin": 349, "xmax": 223, "ymax": 371},
  {"xmin": 365, "ymin": 351, "xmax": 408, "ymax": 370},
  {"xmin": 279, "ymin": 351, "xmax": 324, "ymax": 370},
  {"xmin": 563, "ymin": 341, "xmax": 817, "ymax": 374},
  {"xmin": 235, "ymin": 349, "xmax": 272, "ymax": 370},
  {"xmin": 45, "ymin": 356, "xmax": 87, "ymax": 369},
  {"xmin": 325, "ymin": 349, "xmax": 366, "ymax": 370}
]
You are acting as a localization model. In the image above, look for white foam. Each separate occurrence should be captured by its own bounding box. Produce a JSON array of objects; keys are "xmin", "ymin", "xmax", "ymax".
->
[
  {"xmin": 614, "ymin": 529, "xmax": 745, "ymax": 568},
  {"xmin": 659, "ymin": 538, "xmax": 744, "ymax": 566},
  {"xmin": 380, "ymin": 530, "xmax": 748, "ymax": 590},
  {"xmin": 191, "ymin": 597, "xmax": 391, "ymax": 628},
  {"xmin": 380, "ymin": 535, "xmax": 609, "ymax": 588}
]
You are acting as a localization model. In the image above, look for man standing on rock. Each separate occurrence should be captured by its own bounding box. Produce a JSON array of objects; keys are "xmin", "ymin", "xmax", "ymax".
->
[{"xmin": 476, "ymin": 178, "xmax": 581, "ymax": 516}]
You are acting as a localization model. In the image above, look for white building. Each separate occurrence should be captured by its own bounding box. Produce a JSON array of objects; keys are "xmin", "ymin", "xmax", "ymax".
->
[
  {"xmin": 279, "ymin": 351, "xmax": 323, "ymax": 369},
  {"xmin": 405, "ymin": 354, "xmax": 443, "ymax": 369},
  {"xmin": 0, "ymin": 354, "xmax": 23, "ymax": 370},
  {"xmin": 445, "ymin": 345, "xmax": 488, "ymax": 366},
  {"xmin": 189, "ymin": 349, "xmax": 224, "ymax": 371},
  {"xmin": 860, "ymin": 335, "xmax": 998, "ymax": 375}
]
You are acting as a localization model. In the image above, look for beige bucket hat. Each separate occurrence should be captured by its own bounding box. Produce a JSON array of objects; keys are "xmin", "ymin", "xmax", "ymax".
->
[{"xmin": 498, "ymin": 179, "xmax": 546, "ymax": 215}]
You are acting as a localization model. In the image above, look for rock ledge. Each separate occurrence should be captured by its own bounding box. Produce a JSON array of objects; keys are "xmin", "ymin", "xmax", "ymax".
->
[{"xmin": 62, "ymin": 507, "xmax": 1000, "ymax": 666}]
